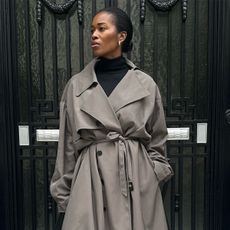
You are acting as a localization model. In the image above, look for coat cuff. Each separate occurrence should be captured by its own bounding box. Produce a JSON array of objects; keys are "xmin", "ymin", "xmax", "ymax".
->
[{"xmin": 153, "ymin": 161, "xmax": 174, "ymax": 182}]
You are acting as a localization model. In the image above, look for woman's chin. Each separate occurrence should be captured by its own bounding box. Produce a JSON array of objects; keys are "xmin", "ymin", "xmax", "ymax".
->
[{"xmin": 92, "ymin": 51, "xmax": 101, "ymax": 57}]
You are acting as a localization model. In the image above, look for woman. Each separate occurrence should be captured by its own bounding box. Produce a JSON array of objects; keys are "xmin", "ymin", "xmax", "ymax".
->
[{"xmin": 50, "ymin": 7, "xmax": 173, "ymax": 230}]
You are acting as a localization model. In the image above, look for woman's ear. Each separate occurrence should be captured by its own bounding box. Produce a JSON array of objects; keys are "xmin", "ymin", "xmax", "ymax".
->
[{"xmin": 118, "ymin": 31, "xmax": 127, "ymax": 44}]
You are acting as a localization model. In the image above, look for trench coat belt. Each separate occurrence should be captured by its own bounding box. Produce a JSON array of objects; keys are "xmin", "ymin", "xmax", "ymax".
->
[{"xmin": 92, "ymin": 131, "xmax": 134, "ymax": 197}]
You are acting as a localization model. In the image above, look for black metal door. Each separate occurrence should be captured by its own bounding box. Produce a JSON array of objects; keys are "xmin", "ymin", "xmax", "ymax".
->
[{"xmin": 1, "ymin": 0, "xmax": 218, "ymax": 229}]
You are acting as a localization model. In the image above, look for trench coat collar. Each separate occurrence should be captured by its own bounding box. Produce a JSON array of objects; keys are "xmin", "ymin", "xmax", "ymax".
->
[
  {"xmin": 75, "ymin": 57, "xmax": 138, "ymax": 96},
  {"xmin": 75, "ymin": 57, "xmax": 150, "ymax": 132}
]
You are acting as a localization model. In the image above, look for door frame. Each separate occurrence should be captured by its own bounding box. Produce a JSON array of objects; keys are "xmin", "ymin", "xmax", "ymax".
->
[
  {"xmin": 207, "ymin": 0, "xmax": 230, "ymax": 229},
  {"xmin": 0, "ymin": 0, "xmax": 229, "ymax": 229},
  {"xmin": 0, "ymin": 0, "xmax": 19, "ymax": 229}
]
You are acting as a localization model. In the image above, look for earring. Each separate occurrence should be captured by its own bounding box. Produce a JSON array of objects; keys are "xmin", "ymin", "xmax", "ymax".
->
[{"xmin": 118, "ymin": 41, "xmax": 121, "ymax": 46}]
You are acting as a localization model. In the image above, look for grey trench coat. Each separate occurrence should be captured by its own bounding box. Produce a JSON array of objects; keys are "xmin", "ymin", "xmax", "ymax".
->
[{"xmin": 50, "ymin": 58, "xmax": 173, "ymax": 230}]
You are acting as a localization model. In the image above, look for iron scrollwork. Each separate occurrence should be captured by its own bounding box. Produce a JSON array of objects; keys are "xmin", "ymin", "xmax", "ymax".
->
[
  {"xmin": 76, "ymin": 0, "xmax": 83, "ymax": 24},
  {"xmin": 182, "ymin": 0, "xmax": 188, "ymax": 21},
  {"xmin": 36, "ymin": 0, "xmax": 83, "ymax": 24},
  {"xmin": 140, "ymin": 0, "xmax": 146, "ymax": 23},
  {"xmin": 148, "ymin": 0, "xmax": 179, "ymax": 11},
  {"xmin": 41, "ymin": 0, "xmax": 77, "ymax": 14},
  {"xmin": 36, "ymin": 0, "xmax": 43, "ymax": 24}
]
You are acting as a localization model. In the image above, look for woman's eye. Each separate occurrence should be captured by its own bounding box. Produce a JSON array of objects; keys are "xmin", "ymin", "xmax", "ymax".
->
[{"xmin": 99, "ymin": 27, "xmax": 106, "ymax": 32}]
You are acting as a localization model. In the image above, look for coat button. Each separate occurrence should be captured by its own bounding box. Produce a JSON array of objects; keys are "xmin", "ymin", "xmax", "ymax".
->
[
  {"xmin": 97, "ymin": 150, "xmax": 102, "ymax": 156},
  {"xmin": 128, "ymin": 181, "xmax": 134, "ymax": 191},
  {"xmin": 104, "ymin": 207, "xmax": 106, "ymax": 212}
]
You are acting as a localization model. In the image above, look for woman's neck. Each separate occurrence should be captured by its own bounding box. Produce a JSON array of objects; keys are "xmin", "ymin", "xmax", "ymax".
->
[{"xmin": 95, "ymin": 55, "xmax": 127, "ymax": 72}]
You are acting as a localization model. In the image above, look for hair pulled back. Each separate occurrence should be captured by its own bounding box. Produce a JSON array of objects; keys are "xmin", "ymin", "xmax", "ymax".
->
[{"xmin": 97, "ymin": 7, "xmax": 133, "ymax": 53}]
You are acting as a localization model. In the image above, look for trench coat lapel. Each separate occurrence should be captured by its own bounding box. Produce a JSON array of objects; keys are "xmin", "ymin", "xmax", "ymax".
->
[
  {"xmin": 75, "ymin": 59, "xmax": 122, "ymax": 133},
  {"xmin": 80, "ymin": 84, "xmax": 122, "ymax": 133},
  {"xmin": 108, "ymin": 68, "xmax": 151, "ymax": 112},
  {"xmin": 75, "ymin": 58, "xmax": 150, "ymax": 131}
]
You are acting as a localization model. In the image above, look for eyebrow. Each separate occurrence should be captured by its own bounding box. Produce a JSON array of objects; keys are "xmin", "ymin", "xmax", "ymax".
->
[{"xmin": 91, "ymin": 22, "xmax": 107, "ymax": 28}]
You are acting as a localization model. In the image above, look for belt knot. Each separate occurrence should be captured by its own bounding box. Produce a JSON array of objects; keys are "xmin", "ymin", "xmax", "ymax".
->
[{"xmin": 106, "ymin": 131, "xmax": 126, "ymax": 142}]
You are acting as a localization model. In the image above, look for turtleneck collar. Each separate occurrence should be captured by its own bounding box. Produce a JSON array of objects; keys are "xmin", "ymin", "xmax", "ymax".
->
[{"xmin": 95, "ymin": 55, "xmax": 128, "ymax": 73}]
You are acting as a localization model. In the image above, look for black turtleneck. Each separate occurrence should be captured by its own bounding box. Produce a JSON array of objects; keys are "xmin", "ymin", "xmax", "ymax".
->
[{"xmin": 95, "ymin": 56, "xmax": 130, "ymax": 96}]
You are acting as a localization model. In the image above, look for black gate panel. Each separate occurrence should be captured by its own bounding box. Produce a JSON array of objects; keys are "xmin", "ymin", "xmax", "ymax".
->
[{"xmin": 13, "ymin": 0, "xmax": 209, "ymax": 229}]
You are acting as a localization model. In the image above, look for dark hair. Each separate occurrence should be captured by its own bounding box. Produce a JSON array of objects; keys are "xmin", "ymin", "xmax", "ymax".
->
[{"xmin": 96, "ymin": 7, "xmax": 133, "ymax": 53}]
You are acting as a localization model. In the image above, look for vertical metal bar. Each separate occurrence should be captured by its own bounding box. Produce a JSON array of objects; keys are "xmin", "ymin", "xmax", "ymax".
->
[
  {"xmin": 193, "ymin": 0, "xmax": 198, "ymax": 117},
  {"xmin": 38, "ymin": 13, "xmax": 45, "ymax": 98},
  {"xmin": 111, "ymin": 0, "xmax": 118, "ymax": 7},
  {"xmin": 44, "ymin": 151, "xmax": 49, "ymax": 230},
  {"xmin": 105, "ymin": 0, "xmax": 110, "ymax": 8},
  {"xmin": 51, "ymin": 13, "xmax": 58, "ymax": 115},
  {"xmin": 7, "ymin": 0, "xmax": 22, "ymax": 227},
  {"xmin": 204, "ymin": 153, "xmax": 208, "ymax": 230},
  {"xmin": 24, "ymin": 0, "xmax": 36, "ymax": 229},
  {"xmin": 37, "ymin": 5, "xmax": 49, "ymax": 229},
  {"xmin": 79, "ymin": 22, "xmax": 84, "ymax": 70},
  {"xmin": 178, "ymin": 2, "xmax": 187, "ymax": 228},
  {"xmin": 191, "ymin": 131, "xmax": 197, "ymax": 230},
  {"xmin": 170, "ymin": 161, "xmax": 176, "ymax": 230},
  {"xmin": 66, "ymin": 15, "xmax": 71, "ymax": 79},
  {"xmin": 178, "ymin": 147, "xmax": 183, "ymax": 230},
  {"xmin": 140, "ymin": 23, "xmax": 144, "ymax": 69},
  {"xmin": 167, "ymin": 9, "xmax": 172, "ymax": 116},
  {"xmin": 207, "ymin": 0, "xmax": 218, "ymax": 227},
  {"xmin": 18, "ymin": 156, "xmax": 24, "ymax": 229},
  {"xmin": 92, "ymin": 0, "xmax": 96, "ymax": 16},
  {"xmin": 31, "ymin": 160, "xmax": 36, "ymax": 230},
  {"xmin": 193, "ymin": 0, "xmax": 199, "ymax": 114},
  {"xmin": 126, "ymin": 0, "xmax": 131, "ymax": 59},
  {"xmin": 50, "ymin": 10, "xmax": 59, "ymax": 228},
  {"xmin": 153, "ymin": 12, "xmax": 158, "ymax": 82},
  {"xmin": 191, "ymin": 0, "xmax": 199, "ymax": 229},
  {"xmin": 180, "ymin": 16, "xmax": 185, "ymax": 98},
  {"xmin": 167, "ymin": 11, "xmax": 174, "ymax": 229}
]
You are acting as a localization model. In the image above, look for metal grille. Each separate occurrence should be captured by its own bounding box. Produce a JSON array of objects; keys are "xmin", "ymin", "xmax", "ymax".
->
[{"xmin": 16, "ymin": 0, "xmax": 208, "ymax": 229}]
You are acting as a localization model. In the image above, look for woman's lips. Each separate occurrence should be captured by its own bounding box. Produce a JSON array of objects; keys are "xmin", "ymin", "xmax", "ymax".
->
[{"xmin": 91, "ymin": 43, "xmax": 100, "ymax": 48}]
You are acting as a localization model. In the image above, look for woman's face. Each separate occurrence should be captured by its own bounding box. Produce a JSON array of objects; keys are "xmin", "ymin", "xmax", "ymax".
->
[{"xmin": 91, "ymin": 12, "xmax": 125, "ymax": 59}]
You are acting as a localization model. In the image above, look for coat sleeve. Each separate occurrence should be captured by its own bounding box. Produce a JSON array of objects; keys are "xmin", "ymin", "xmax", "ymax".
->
[
  {"xmin": 50, "ymin": 95, "xmax": 77, "ymax": 213},
  {"xmin": 146, "ymin": 86, "xmax": 174, "ymax": 183}
]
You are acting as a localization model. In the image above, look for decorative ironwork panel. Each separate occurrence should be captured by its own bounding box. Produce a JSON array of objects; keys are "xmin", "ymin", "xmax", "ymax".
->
[
  {"xmin": 15, "ymin": 0, "xmax": 209, "ymax": 229},
  {"xmin": 148, "ymin": 0, "xmax": 179, "ymax": 11}
]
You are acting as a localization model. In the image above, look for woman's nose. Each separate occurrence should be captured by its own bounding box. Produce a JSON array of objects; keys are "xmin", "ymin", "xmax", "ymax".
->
[{"xmin": 91, "ymin": 31, "xmax": 98, "ymax": 40}]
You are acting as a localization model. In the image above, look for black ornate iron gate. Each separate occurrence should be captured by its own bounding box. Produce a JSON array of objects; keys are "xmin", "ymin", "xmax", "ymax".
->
[{"xmin": 1, "ymin": 0, "xmax": 216, "ymax": 229}]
